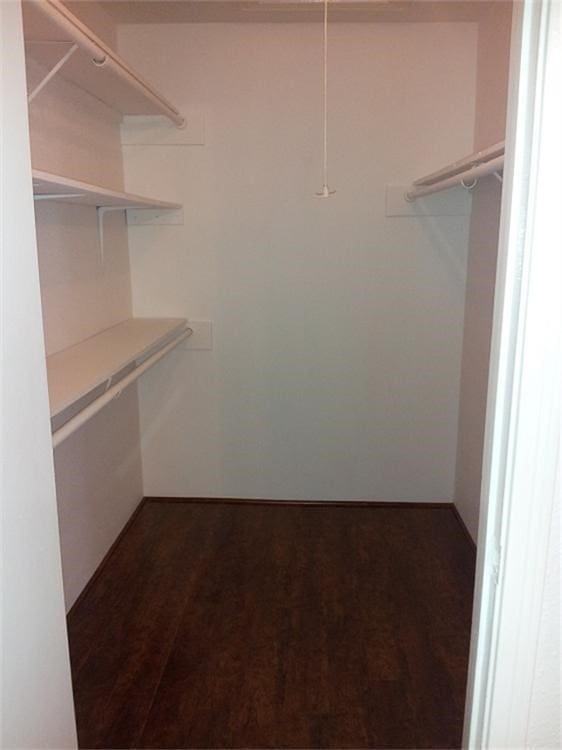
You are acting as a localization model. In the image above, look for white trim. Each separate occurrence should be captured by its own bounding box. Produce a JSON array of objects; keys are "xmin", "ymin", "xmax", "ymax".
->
[{"xmin": 464, "ymin": 0, "xmax": 561, "ymax": 747}]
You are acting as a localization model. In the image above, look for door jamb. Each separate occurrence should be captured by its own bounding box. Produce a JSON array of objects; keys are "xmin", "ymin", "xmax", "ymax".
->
[{"xmin": 463, "ymin": 0, "xmax": 561, "ymax": 746}]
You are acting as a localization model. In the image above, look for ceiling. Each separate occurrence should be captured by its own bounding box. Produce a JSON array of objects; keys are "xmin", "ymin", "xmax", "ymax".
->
[{"xmin": 98, "ymin": 0, "xmax": 500, "ymax": 24}]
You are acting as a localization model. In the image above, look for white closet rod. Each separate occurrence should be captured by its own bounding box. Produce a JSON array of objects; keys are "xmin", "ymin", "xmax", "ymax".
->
[
  {"xmin": 413, "ymin": 140, "xmax": 505, "ymax": 187},
  {"xmin": 52, "ymin": 327, "xmax": 191, "ymax": 448},
  {"xmin": 34, "ymin": 0, "xmax": 106, "ymax": 63},
  {"xmin": 31, "ymin": 0, "xmax": 186, "ymax": 127},
  {"xmin": 405, "ymin": 154, "xmax": 504, "ymax": 201}
]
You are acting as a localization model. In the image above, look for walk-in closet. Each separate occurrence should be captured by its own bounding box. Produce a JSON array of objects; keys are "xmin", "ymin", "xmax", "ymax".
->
[{"xmin": 5, "ymin": 0, "xmax": 559, "ymax": 748}]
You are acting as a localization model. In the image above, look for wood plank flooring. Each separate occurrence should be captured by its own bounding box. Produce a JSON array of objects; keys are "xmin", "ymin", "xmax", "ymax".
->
[{"xmin": 67, "ymin": 500, "xmax": 476, "ymax": 749}]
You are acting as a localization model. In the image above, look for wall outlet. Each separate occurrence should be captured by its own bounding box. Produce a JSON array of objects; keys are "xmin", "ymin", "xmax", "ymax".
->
[{"xmin": 183, "ymin": 320, "xmax": 213, "ymax": 350}]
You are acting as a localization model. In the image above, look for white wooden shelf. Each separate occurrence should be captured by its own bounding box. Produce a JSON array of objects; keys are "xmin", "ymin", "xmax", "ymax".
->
[
  {"xmin": 32, "ymin": 169, "xmax": 180, "ymax": 210},
  {"xmin": 23, "ymin": 0, "xmax": 185, "ymax": 126},
  {"xmin": 48, "ymin": 317, "xmax": 189, "ymax": 417},
  {"xmin": 47, "ymin": 318, "xmax": 191, "ymax": 445}
]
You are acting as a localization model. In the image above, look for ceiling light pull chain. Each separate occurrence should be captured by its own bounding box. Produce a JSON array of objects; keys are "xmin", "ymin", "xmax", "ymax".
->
[{"xmin": 316, "ymin": 0, "xmax": 336, "ymax": 197}]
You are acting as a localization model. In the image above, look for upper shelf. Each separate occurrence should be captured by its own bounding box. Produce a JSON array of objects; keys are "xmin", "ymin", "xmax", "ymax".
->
[
  {"xmin": 22, "ymin": 0, "xmax": 185, "ymax": 126},
  {"xmin": 32, "ymin": 169, "xmax": 181, "ymax": 210}
]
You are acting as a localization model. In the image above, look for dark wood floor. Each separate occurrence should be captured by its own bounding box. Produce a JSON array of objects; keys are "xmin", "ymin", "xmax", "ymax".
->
[{"xmin": 67, "ymin": 500, "xmax": 476, "ymax": 749}]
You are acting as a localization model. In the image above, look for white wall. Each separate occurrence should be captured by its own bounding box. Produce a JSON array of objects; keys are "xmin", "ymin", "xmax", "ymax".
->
[
  {"xmin": 26, "ymin": 2, "xmax": 143, "ymax": 609},
  {"xmin": 455, "ymin": 2, "xmax": 512, "ymax": 540},
  {"xmin": 0, "ymin": 1, "xmax": 77, "ymax": 746},
  {"xmin": 120, "ymin": 21, "xmax": 477, "ymax": 501}
]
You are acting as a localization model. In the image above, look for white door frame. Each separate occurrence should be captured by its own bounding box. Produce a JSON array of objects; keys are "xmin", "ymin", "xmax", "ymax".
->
[
  {"xmin": 463, "ymin": 0, "xmax": 560, "ymax": 747},
  {"xmin": 0, "ymin": 1, "xmax": 77, "ymax": 747}
]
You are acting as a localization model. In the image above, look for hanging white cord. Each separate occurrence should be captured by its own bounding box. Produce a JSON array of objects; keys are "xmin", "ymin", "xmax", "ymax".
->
[{"xmin": 316, "ymin": 0, "xmax": 335, "ymax": 197}]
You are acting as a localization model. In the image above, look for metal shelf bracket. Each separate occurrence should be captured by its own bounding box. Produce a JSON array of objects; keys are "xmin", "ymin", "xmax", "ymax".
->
[
  {"xmin": 27, "ymin": 43, "xmax": 79, "ymax": 103},
  {"xmin": 97, "ymin": 206, "xmax": 129, "ymax": 264}
]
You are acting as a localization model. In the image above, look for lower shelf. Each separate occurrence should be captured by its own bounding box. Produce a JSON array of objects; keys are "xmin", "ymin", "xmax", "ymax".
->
[{"xmin": 47, "ymin": 318, "xmax": 191, "ymax": 446}]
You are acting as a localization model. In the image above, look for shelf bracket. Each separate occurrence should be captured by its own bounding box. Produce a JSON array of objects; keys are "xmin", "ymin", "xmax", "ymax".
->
[
  {"xmin": 27, "ymin": 43, "xmax": 79, "ymax": 103},
  {"xmin": 97, "ymin": 206, "xmax": 129, "ymax": 264}
]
